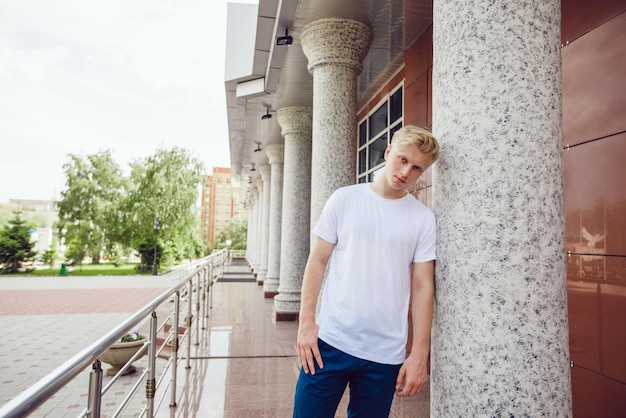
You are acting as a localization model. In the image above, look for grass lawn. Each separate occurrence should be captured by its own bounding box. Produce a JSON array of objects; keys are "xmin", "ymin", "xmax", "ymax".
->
[{"xmin": 20, "ymin": 263, "xmax": 147, "ymax": 276}]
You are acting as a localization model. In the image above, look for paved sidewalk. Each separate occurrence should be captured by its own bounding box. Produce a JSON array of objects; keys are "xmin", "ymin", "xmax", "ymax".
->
[{"xmin": 0, "ymin": 274, "xmax": 176, "ymax": 415}]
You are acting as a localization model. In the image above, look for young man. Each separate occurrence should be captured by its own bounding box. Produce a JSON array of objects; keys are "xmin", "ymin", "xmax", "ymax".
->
[{"xmin": 293, "ymin": 125, "xmax": 440, "ymax": 417}]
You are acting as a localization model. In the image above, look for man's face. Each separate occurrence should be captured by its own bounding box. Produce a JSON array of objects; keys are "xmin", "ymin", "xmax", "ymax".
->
[{"xmin": 382, "ymin": 143, "xmax": 433, "ymax": 196}]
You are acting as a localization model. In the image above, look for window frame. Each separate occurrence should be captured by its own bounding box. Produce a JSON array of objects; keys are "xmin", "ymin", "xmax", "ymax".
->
[{"xmin": 357, "ymin": 83, "xmax": 404, "ymax": 183}]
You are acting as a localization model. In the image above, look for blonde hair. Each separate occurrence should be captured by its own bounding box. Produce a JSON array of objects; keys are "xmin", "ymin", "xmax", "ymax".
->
[{"xmin": 390, "ymin": 125, "xmax": 440, "ymax": 162}]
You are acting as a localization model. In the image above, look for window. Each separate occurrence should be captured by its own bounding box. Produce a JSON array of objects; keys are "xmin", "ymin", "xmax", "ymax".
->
[{"xmin": 357, "ymin": 84, "xmax": 403, "ymax": 183}]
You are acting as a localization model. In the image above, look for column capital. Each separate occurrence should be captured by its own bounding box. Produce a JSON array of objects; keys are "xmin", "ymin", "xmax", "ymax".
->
[
  {"xmin": 264, "ymin": 144, "xmax": 284, "ymax": 165},
  {"xmin": 277, "ymin": 107, "xmax": 313, "ymax": 138},
  {"xmin": 301, "ymin": 18, "xmax": 372, "ymax": 75}
]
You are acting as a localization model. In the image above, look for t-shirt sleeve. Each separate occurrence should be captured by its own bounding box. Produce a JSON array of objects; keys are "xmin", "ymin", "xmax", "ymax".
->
[
  {"xmin": 413, "ymin": 208, "xmax": 437, "ymax": 262},
  {"xmin": 312, "ymin": 189, "xmax": 341, "ymax": 244}
]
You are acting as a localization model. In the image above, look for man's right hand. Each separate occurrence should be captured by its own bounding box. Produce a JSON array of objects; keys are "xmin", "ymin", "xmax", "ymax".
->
[{"xmin": 296, "ymin": 320, "xmax": 324, "ymax": 374}]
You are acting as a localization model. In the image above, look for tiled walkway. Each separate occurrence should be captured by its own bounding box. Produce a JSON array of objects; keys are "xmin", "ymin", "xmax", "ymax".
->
[
  {"xmin": 0, "ymin": 260, "xmax": 430, "ymax": 417},
  {"xmin": 0, "ymin": 275, "xmax": 175, "ymax": 417}
]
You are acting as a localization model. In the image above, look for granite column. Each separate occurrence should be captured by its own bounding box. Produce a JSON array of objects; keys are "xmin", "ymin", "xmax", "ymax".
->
[
  {"xmin": 263, "ymin": 145, "xmax": 284, "ymax": 298},
  {"xmin": 431, "ymin": 1, "xmax": 571, "ymax": 415},
  {"xmin": 256, "ymin": 170, "xmax": 271, "ymax": 285},
  {"xmin": 301, "ymin": 18, "xmax": 372, "ymax": 226},
  {"xmin": 274, "ymin": 107, "xmax": 313, "ymax": 320}
]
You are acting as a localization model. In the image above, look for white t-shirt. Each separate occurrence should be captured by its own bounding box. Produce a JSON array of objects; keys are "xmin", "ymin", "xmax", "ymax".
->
[{"xmin": 313, "ymin": 183, "xmax": 436, "ymax": 365}]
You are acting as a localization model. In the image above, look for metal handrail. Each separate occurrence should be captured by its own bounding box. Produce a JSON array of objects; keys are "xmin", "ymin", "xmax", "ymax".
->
[{"xmin": 0, "ymin": 249, "xmax": 227, "ymax": 418}]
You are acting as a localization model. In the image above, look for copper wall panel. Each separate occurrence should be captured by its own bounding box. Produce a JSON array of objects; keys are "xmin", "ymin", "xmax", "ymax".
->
[
  {"xmin": 426, "ymin": 69, "xmax": 432, "ymax": 130},
  {"xmin": 562, "ymin": 0, "xmax": 625, "ymax": 43},
  {"xmin": 568, "ymin": 254, "xmax": 626, "ymax": 284},
  {"xmin": 405, "ymin": 72, "xmax": 428, "ymax": 129},
  {"xmin": 571, "ymin": 366, "xmax": 626, "ymax": 418},
  {"xmin": 404, "ymin": 25, "xmax": 431, "ymax": 131},
  {"xmin": 564, "ymin": 133, "xmax": 626, "ymax": 257},
  {"xmin": 562, "ymin": 12, "xmax": 626, "ymax": 147},
  {"xmin": 568, "ymin": 272, "xmax": 626, "ymax": 381},
  {"xmin": 405, "ymin": 24, "xmax": 432, "ymax": 86}
]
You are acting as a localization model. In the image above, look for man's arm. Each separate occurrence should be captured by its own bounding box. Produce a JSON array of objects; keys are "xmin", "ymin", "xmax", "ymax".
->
[
  {"xmin": 297, "ymin": 236, "xmax": 335, "ymax": 375},
  {"xmin": 396, "ymin": 260, "xmax": 434, "ymax": 396}
]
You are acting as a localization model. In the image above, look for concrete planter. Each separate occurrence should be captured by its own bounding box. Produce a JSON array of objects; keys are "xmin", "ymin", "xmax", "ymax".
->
[{"xmin": 100, "ymin": 337, "xmax": 146, "ymax": 376}]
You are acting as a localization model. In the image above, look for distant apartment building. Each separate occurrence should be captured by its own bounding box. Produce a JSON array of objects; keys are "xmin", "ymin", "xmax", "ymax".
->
[{"xmin": 200, "ymin": 167, "xmax": 244, "ymax": 247}]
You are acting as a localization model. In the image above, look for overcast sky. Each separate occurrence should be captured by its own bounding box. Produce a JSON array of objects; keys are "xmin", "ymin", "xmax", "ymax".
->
[{"xmin": 0, "ymin": 0, "xmax": 250, "ymax": 203}]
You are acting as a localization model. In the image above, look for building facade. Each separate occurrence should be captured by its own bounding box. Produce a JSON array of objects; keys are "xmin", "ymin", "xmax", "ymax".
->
[
  {"xmin": 200, "ymin": 167, "xmax": 245, "ymax": 247},
  {"xmin": 224, "ymin": 0, "xmax": 625, "ymax": 415}
]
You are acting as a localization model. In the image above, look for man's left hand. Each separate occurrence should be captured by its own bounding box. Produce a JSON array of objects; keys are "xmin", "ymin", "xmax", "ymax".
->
[{"xmin": 395, "ymin": 356, "xmax": 428, "ymax": 397}]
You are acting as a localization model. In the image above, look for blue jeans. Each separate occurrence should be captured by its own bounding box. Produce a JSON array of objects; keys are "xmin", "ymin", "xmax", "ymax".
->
[{"xmin": 293, "ymin": 339, "xmax": 401, "ymax": 418}]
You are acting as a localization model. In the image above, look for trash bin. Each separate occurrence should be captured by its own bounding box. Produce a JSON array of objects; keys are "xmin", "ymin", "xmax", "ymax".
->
[{"xmin": 60, "ymin": 264, "xmax": 67, "ymax": 276}]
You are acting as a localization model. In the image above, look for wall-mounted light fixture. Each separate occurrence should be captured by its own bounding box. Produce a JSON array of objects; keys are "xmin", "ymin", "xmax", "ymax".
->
[
  {"xmin": 250, "ymin": 163, "xmax": 256, "ymax": 172},
  {"xmin": 254, "ymin": 142, "xmax": 262, "ymax": 152},
  {"xmin": 261, "ymin": 108, "xmax": 272, "ymax": 120},
  {"xmin": 248, "ymin": 177, "xmax": 252, "ymax": 184},
  {"xmin": 276, "ymin": 28, "xmax": 293, "ymax": 46}
]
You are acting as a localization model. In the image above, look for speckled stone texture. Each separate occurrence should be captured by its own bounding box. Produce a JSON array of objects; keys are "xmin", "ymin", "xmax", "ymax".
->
[
  {"xmin": 263, "ymin": 144, "xmax": 284, "ymax": 297},
  {"xmin": 253, "ymin": 179, "xmax": 263, "ymax": 275},
  {"xmin": 274, "ymin": 107, "xmax": 313, "ymax": 319},
  {"xmin": 431, "ymin": 1, "xmax": 571, "ymax": 416},
  {"xmin": 246, "ymin": 187, "xmax": 259, "ymax": 269},
  {"xmin": 301, "ymin": 19, "xmax": 372, "ymax": 227},
  {"xmin": 246, "ymin": 204, "xmax": 253, "ymax": 262},
  {"xmin": 257, "ymin": 166, "xmax": 271, "ymax": 284}
]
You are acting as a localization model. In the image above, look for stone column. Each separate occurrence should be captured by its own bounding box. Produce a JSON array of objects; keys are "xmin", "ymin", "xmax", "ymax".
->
[
  {"xmin": 256, "ymin": 168, "xmax": 271, "ymax": 285},
  {"xmin": 253, "ymin": 179, "xmax": 263, "ymax": 275},
  {"xmin": 431, "ymin": 1, "xmax": 571, "ymax": 416},
  {"xmin": 301, "ymin": 18, "xmax": 372, "ymax": 227},
  {"xmin": 246, "ymin": 186, "xmax": 258, "ymax": 269},
  {"xmin": 245, "ymin": 201, "xmax": 253, "ymax": 264},
  {"xmin": 274, "ymin": 107, "xmax": 313, "ymax": 320},
  {"xmin": 263, "ymin": 145, "xmax": 284, "ymax": 298}
]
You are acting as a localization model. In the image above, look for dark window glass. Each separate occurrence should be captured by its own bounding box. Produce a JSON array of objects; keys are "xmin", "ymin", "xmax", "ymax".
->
[
  {"xmin": 368, "ymin": 134, "xmax": 387, "ymax": 169},
  {"xmin": 359, "ymin": 121, "xmax": 367, "ymax": 147},
  {"xmin": 389, "ymin": 123, "xmax": 403, "ymax": 143},
  {"xmin": 358, "ymin": 149, "xmax": 367, "ymax": 175},
  {"xmin": 371, "ymin": 167, "xmax": 383, "ymax": 181},
  {"xmin": 390, "ymin": 89, "xmax": 403, "ymax": 123},
  {"xmin": 358, "ymin": 176, "xmax": 366, "ymax": 184},
  {"xmin": 368, "ymin": 103, "xmax": 388, "ymax": 139}
]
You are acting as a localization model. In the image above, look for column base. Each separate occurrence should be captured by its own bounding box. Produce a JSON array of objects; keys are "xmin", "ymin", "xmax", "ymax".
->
[
  {"xmin": 263, "ymin": 278, "xmax": 279, "ymax": 295},
  {"xmin": 275, "ymin": 311, "xmax": 299, "ymax": 321}
]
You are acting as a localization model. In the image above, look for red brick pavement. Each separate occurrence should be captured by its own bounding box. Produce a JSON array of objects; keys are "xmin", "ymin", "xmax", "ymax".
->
[{"xmin": 0, "ymin": 288, "xmax": 169, "ymax": 315}]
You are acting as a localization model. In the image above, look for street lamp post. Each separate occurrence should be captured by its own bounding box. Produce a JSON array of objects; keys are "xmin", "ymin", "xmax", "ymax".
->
[{"xmin": 152, "ymin": 217, "xmax": 160, "ymax": 275}]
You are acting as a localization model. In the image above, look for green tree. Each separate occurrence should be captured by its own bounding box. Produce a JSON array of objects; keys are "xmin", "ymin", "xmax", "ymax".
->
[
  {"xmin": 214, "ymin": 218, "xmax": 247, "ymax": 250},
  {"xmin": 56, "ymin": 150, "xmax": 124, "ymax": 264},
  {"xmin": 121, "ymin": 147, "xmax": 204, "ymax": 272},
  {"xmin": 40, "ymin": 244, "xmax": 58, "ymax": 269},
  {"xmin": 0, "ymin": 212, "xmax": 37, "ymax": 273}
]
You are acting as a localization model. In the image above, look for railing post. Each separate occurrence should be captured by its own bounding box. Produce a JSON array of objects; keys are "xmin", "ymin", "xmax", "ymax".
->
[
  {"xmin": 195, "ymin": 273, "xmax": 201, "ymax": 346},
  {"xmin": 209, "ymin": 264, "xmax": 214, "ymax": 310},
  {"xmin": 186, "ymin": 278, "xmax": 193, "ymax": 370},
  {"xmin": 146, "ymin": 312, "xmax": 158, "ymax": 417},
  {"xmin": 201, "ymin": 268, "xmax": 207, "ymax": 329},
  {"xmin": 170, "ymin": 291, "xmax": 180, "ymax": 408},
  {"xmin": 87, "ymin": 360, "xmax": 103, "ymax": 418},
  {"xmin": 205, "ymin": 267, "xmax": 210, "ymax": 318}
]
